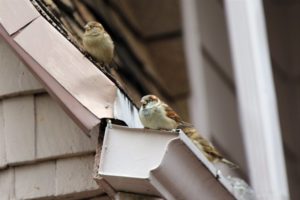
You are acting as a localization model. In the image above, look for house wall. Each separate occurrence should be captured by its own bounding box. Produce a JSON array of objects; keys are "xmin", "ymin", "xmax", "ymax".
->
[
  {"xmin": 187, "ymin": 0, "xmax": 298, "ymax": 198},
  {"xmin": 0, "ymin": 38, "xmax": 103, "ymax": 199},
  {"xmin": 193, "ymin": 0, "xmax": 248, "ymax": 175}
]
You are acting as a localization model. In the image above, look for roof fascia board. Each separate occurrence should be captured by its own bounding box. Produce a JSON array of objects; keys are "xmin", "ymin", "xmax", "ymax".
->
[
  {"xmin": 0, "ymin": 0, "xmax": 40, "ymax": 35},
  {"xmin": 14, "ymin": 17, "xmax": 117, "ymax": 120},
  {"xmin": 0, "ymin": 24, "xmax": 99, "ymax": 134}
]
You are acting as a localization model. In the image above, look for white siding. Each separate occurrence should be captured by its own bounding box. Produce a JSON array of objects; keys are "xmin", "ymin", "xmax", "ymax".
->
[
  {"xmin": 56, "ymin": 155, "xmax": 101, "ymax": 196},
  {"xmin": 3, "ymin": 95, "xmax": 35, "ymax": 164},
  {"xmin": 0, "ymin": 101, "xmax": 7, "ymax": 168},
  {"xmin": 36, "ymin": 94, "xmax": 97, "ymax": 159},
  {"xmin": 0, "ymin": 38, "xmax": 43, "ymax": 98},
  {"xmin": 15, "ymin": 161, "xmax": 56, "ymax": 199},
  {"xmin": 180, "ymin": 0, "xmax": 210, "ymax": 136},
  {"xmin": 196, "ymin": 0, "xmax": 234, "ymax": 80},
  {"xmin": 203, "ymin": 58, "xmax": 247, "ymax": 171},
  {"xmin": 0, "ymin": 168, "xmax": 14, "ymax": 200},
  {"xmin": 0, "ymin": 154, "xmax": 103, "ymax": 200},
  {"xmin": 181, "ymin": 0, "xmax": 246, "ymax": 172}
]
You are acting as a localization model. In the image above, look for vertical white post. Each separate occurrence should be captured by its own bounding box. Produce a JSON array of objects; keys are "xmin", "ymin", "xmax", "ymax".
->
[
  {"xmin": 224, "ymin": 0, "xmax": 289, "ymax": 199},
  {"xmin": 180, "ymin": 0, "xmax": 210, "ymax": 137}
]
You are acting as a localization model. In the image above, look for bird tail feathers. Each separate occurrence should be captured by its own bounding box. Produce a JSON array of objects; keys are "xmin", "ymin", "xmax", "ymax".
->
[{"xmin": 221, "ymin": 158, "xmax": 239, "ymax": 169}]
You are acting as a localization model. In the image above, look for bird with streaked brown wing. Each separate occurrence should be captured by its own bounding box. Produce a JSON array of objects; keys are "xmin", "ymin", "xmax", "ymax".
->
[{"xmin": 139, "ymin": 94, "xmax": 238, "ymax": 168}]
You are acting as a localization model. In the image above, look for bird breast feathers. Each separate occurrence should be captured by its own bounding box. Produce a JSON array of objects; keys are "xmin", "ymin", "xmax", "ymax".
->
[{"xmin": 139, "ymin": 103, "xmax": 178, "ymax": 129}]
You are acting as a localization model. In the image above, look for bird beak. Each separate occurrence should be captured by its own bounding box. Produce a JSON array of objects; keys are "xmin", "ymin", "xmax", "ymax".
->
[
  {"xmin": 84, "ymin": 25, "xmax": 90, "ymax": 31},
  {"xmin": 140, "ymin": 100, "xmax": 146, "ymax": 106}
]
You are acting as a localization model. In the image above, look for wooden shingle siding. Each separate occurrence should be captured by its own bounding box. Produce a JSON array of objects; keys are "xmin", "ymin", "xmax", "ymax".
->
[
  {"xmin": 203, "ymin": 58, "xmax": 247, "ymax": 171},
  {"xmin": 0, "ymin": 168, "xmax": 14, "ymax": 200},
  {"xmin": 196, "ymin": 0, "xmax": 234, "ymax": 81},
  {"xmin": 36, "ymin": 94, "xmax": 97, "ymax": 159},
  {"xmin": 187, "ymin": 0, "xmax": 246, "ymax": 172},
  {"xmin": 0, "ymin": 154, "xmax": 103, "ymax": 200},
  {"xmin": 0, "ymin": 101, "xmax": 7, "ymax": 169},
  {"xmin": 3, "ymin": 95, "xmax": 35, "ymax": 164},
  {"xmin": 0, "ymin": 94, "xmax": 97, "ymax": 166},
  {"xmin": 0, "ymin": 38, "xmax": 43, "ymax": 98},
  {"xmin": 15, "ymin": 161, "xmax": 56, "ymax": 199},
  {"xmin": 55, "ymin": 155, "xmax": 101, "ymax": 197}
]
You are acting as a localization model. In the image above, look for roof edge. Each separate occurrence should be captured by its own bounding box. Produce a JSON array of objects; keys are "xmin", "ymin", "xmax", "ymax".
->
[{"xmin": 0, "ymin": 24, "xmax": 100, "ymax": 135}]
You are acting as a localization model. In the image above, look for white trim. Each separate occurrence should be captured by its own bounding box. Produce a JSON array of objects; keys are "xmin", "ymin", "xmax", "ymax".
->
[{"xmin": 224, "ymin": 0, "xmax": 289, "ymax": 199}]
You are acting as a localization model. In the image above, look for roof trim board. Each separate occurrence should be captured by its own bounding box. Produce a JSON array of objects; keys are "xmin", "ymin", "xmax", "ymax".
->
[
  {"xmin": 0, "ymin": 24, "xmax": 99, "ymax": 134},
  {"xmin": 0, "ymin": 1, "xmax": 145, "ymax": 135},
  {"xmin": 14, "ymin": 17, "xmax": 117, "ymax": 120},
  {"xmin": 0, "ymin": 0, "xmax": 40, "ymax": 35},
  {"xmin": 0, "ymin": 19, "xmax": 143, "ymax": 134}
]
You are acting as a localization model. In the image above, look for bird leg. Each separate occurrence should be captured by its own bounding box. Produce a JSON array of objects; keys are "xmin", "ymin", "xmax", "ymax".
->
[{"xmin": 171, "ymin": 129, "xmax": 181, "ymax": 133}]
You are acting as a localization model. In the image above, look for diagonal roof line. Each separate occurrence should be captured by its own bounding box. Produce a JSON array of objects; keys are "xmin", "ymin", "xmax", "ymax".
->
[{"xmin": 0, "ymin": 24, "xmax": 100, "ymax": 135}]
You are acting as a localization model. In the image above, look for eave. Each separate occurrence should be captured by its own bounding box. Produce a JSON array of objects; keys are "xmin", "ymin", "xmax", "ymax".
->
[{"xmin": 0, "ymin": 0, "xmax": 142, "ymax": 135}]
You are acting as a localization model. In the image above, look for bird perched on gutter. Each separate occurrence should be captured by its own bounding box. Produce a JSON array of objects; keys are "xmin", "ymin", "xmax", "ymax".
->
[
  {"xmin": 82, "ymin": 21, "xmax": 114, "ymax": 67},
  {"xmin": 139, "ymin": 94, "xmax": 238, "ymax": 168}
]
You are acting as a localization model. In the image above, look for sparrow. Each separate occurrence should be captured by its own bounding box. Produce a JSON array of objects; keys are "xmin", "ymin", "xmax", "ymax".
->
[
  {"xmin": 139, "ymin": 95, "xmax": 238, "ymax": 168},
  {"xmin": 82, "ymin": 21, "xmax": 114, "ymax": 65}
]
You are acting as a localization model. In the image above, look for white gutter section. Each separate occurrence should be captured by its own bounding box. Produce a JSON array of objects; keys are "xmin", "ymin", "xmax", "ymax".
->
[
  {"xmin": 98, "ymin": 124, "xmax": 238, "ymax": 200},
  {"xmin": 113, "ymin": 89, "xmax": 143, "ymax": 129}
]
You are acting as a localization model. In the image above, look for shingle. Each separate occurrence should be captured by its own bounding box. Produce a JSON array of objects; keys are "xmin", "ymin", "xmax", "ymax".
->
[
  {"xmin": 15, "ymin": 161, "xmax": 55, "ymax": 199},
  {"xmin": 56, "ymin": 155, "xmax": 101, "ymax": 196},
  {"xmin": 0, "ymin": 38, "xmax": 43, "ymax": 98},
  {"xmin": 3, "ymin": 95, "xmax": 35, "ymax": 164},
  {"xmin": 36, "ymin": 94, "xmax": 97, "ymax": 159},
  {"xmin": 0, "ymin": 101, "xmax": 7, "ymax": 168},
  {"xmin": 0, "ymin": 168, "xmax": 15, "ymax": 200}
]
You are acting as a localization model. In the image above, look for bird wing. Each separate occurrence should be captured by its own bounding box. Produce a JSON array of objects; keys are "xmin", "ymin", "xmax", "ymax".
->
[
  {"xmin": 103, "ymin": 32, "xmax": 114, "ymax": 44},
  {"xmin": 180, "ymin": 126, "xmax": 223, "ymax": 160},
  {"xmin": 181, "ymin": 125, "xmax": 238, "ymax": 168},
  {"xmin": 162, "ymin": 103, "xmax": 182, "ymax": 123}
]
